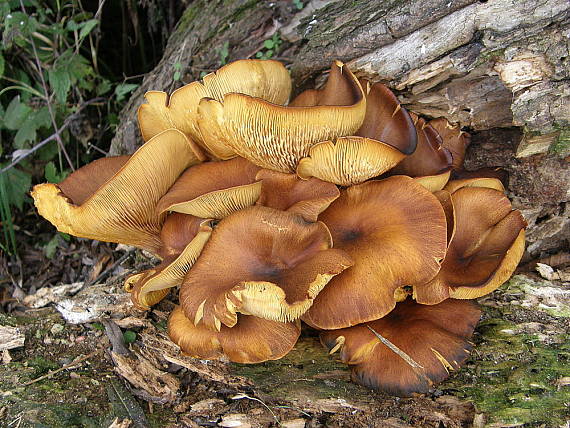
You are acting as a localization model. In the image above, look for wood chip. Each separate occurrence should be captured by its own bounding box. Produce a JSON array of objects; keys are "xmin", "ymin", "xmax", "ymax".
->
[{"xmin": 0, "ymin": 325, "xmax": 24, "ymax": 351}]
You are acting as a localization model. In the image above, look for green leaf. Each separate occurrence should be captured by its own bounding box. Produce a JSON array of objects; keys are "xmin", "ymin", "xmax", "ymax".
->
[
  {"xmin": 1, "ymin": 166, "xmax": 32, "ymax": 211},
  {"xmin": 3, "ymin": 96, "xmax": 31, "ymax": 130},
  {"xmin": 263, "ymin": 39, "xmax": 274, "ymax": 49},
  {"xmin": 43, "ymin": 234, "xmax": 60, "ymax": 259},
  {"xmin": 78, "ymin": 19, "xmax": 98, "ymax": 40},
  {"xmin": 44, "ymin": 161, "xmax": 58, "ymax": 182},
  {"xmin": 48, "ymin": 67, "xmax": 71, "ymax": 103},
  {"xmin": 173, "ymin": 70, "xmax": 181, "ymax": 81},
  {"xmin": 123, "ymin": 330, "xmax": 137, "ymax": 344},
  {"xmin": 0, "ymin": 51, "xmax": 5, "ymax": 79},
  {"xmin": 256, "ymin": 51, "xmax": 263, "ymax": 58},
  {"xmin": 114, "ymin": 83, "xmax": 138, "ymax": 102},
  {"xmin": 96, "ymin": 79, "xmax": 112, "ymax": 96}
]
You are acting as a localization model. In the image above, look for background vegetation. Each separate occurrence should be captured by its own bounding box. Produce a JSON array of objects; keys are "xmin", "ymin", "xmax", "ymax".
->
[{"xmin": 0, "ymin": 0, "xmax": 187, "ymax": 259}]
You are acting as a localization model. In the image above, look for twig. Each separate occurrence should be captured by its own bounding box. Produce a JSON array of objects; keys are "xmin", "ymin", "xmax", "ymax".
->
[
  {"xmin": 85, "ymin": 249, "xmax": 135, "ymax": 287},
  {"xmin": 366, "ymin": 325, "xmax": 423, "ymax": 369},
  {"xmin": 20, "ymin": 350, "xmax": 99, "ymax": 387},
  {"xmin": 231, "ymin": 393, "xmax": 280, "ymax": 425},
  {"xmin": 20, "ymin": 0, "xmax": 75, "ymax": 172},
  {"xmin": 1, "ymin": 98, "xmax": 104, "ymax": 174}
]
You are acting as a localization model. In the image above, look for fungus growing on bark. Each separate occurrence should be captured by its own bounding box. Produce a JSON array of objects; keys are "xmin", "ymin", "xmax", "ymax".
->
[
  {"xmin": 169, "ymin": 306, "xmax": 300, "ymax": 363},
  {"xmin": 31, "ymin": 58, "xmax": 528, "ymax": 393},
  {"xmin": 255, "ymin": 169, "xmax": 340, "ymax": 222},
  {"xmin": 301, "ymin": 177, "xmax": 447, "ymax": 330},
  {"xmin": 156, "ymin": 157, "xmax": 261, "ymax": 219},
  {"xmin": 198, "ymin": 60, "xmax": 367, "ymax": 172},
  {"xmin": 126, "ymin": 216, "xmax": 214, "ymax": 309},
  {"xmin": 414, "ymin": 187, "xmax": 526, "ymax": 305},
  {"xmin": 391, "ymin": 115, "xmax": 453, "ymax": 192},
  {"xmin": 31, "ymin": 129, "xmax": 204, "ymax": 254},
  {"xmin": 320, "ymin": 299, "xmax": 481, "ymax": 396},
  {"xmin": 179, "ymin": 206, "xmax": 353, "ymax": 331},
  {"xmin": 138, "ymin": 59, "xmax": 291, "ymax": 158}
]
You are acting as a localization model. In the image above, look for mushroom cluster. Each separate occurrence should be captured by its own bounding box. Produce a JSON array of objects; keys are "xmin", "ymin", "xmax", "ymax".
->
[{"xmin": 32, "ymin": 59, "xmax": 526, "ymax": 396}]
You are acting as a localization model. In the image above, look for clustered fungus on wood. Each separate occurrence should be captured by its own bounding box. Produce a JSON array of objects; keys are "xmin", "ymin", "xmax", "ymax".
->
[{"xmin": 31, "ymin": 59, "xmax": 527, "ymax": 397}]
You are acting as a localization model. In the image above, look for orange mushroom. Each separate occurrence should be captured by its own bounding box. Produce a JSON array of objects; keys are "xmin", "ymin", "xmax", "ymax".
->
[
  {"xmin": 301, "ymin": 176, "xmax": 447, "ymax": 330},
  {"xmin": 156, "ymin": 157, "xmax": 261, "ymax": 219},
  {"xmin": 179, "ymin": 206, "xmax": 353, "ymax": 331},
  {"xmin": 198, "ymin": 60, "xmax": 366, "ymax": 172},
  {"xmin": 169, "ymin": 306, "xmax": 300, "ymax": 363},
  {"xmin": 414, "ymin": 186, "xmax": 526, "ymax": 305},
  {"xmin": 125, "ymin": 215, "xmax": 214, "ymax": 309},
  {"xmin": 138, "ymin": 59, "xmax": 292, "ymax": 158},
  {"xmin": 31, "ymin": 129, "xmax": 204, "ymax": 255},
  {"xmin": 296, "ymin": 82, "xmax": 416, "ymax": 186},
  {"xmin": 390, "ymin": 114, "xmax": 453, "ymax": 192},
  {"xmin": 320, "ymin": 298, "xmax": 481, "ymax": 396},
  {"xmin": 428, "ymin": 118, "xmax": 470, "ymax": 170},
  {"xmin": 255, "ymin": 169, "xmax": 340, "ymax": 222}
]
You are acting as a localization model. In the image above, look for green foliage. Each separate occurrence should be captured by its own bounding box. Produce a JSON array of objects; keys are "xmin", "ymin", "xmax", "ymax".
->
[
  {"xmin": 123, "ymin": 330, "xmax": 137, "ymax": 344},
  {"xmin": 219, "ymin": 41, "xmax": 230, "ymax": 65},
  {"xmin": 0, "ymin": 1, "xmax": 142, "ymax": 256},
  {"xmin": 293, "ymin": 0, "xmax": 304, "ymax": 10},
  {"xmin": 255, "ymin": 33, "xmax": 282, "ymax": 60}
]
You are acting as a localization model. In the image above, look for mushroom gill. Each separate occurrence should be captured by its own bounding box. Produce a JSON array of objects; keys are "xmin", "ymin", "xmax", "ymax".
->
[
  {"xmin": 156, "ymin": 157, "xmax": 261, "ymax": 219},
  {"xmin": 301, "ymin": 176, "xmax": 447, "ymax": 330},
  {"xmin": 197, "ymin": 60, "xmax": 367, "ymax": 172},
  {"xmin": 31, "ymin": 129, "xmax": 204, "ymax": 255},
  {"xmin": 126, "ymin": 216, "xmax": 214, "ymax": 309},
  {"xmin": 320, "ymin": 299, "xmax": 481, "ymax": 396},
  {"xmin": 414, "ymin": 186, "xmax": 526, "ymax": 305},
  {"xmin": 138, "ymin": 59, "xmax": 292, "ymax": 157},
  {"xmin": 179, "ymin": 206, "xmax": 353, "ymax": 331},
  {"xmin": 169, "ymin": 306, "xmax": 300, "ymax": 363}
]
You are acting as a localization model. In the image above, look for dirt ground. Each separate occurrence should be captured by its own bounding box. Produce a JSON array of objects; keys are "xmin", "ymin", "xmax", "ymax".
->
[{"xmin": 1, "ymin": 238, "xmax": 569, "ymax": 428}]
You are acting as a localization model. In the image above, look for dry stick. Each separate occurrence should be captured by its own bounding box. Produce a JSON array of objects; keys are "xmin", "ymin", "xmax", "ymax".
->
[
  {"xmin": 366, "ymin": 324, "xmax": 432, "ymax": 385},
  {"xmin": 1, "ymin": 98, "xmax": 104, "ymax": 174},
  {"xmin": 20, "ymin": 350, "xmax": 99, "ymax": 387},
  {"xmin": 19, "ymin": 0, "xmax": 75, "ymax": 172}
]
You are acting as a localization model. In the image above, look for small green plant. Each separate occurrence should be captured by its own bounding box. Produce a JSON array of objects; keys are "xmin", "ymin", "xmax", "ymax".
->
[
  {"xmin": 218, "ymin": 41, "xmax": 229, "ymax": 65},
  {"xmin": 293, "ymin": 0, "xmax": 304, "ymax": 10},
  {"xmin": 256, "ymin": 33, "xmax": 282, "ymax": 60},
  {"xmin": 173, "ymin": 62, "xmax": 183, "ymax": 81},
  {"xmin": 0, "ymin": 1, "xmax": 140, "ymax": 256}
]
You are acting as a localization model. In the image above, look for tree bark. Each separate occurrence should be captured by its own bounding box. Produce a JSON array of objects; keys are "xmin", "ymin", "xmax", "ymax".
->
[{"xmin": 110, "ymin": 0, "xmax": 570, "ymax": 260}]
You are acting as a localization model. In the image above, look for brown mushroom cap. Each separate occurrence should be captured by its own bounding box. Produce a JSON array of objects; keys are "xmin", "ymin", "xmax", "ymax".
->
[
  {"xmin": 156, "ymin": 157, "xmax": 262, "ymax": 219},
  {"xmin": 255, "ymin": 169, "xmax": 340, "ymax": 222},
  {"xmin": 413, "ymin": 170, "xmax": 452, "ymax": 193},
  {"xmin": 137, "ymin": 59, "xmax": 291, "ymax": 157},
  {"xmin": 296, "ymin": 137, "xmax": 407, "ymax": 186},
  {"xmin": 31, "ymin": 129, "xmax": 204, "ymax": 255},
  {"xmin": 126, "ymin": 217, "xmax": 214, "ymax": 309},
  {"xmin": 356, "ymin": 81, "xmax": 417, "ymax": 155},
  {"xmin": 301, "ymin": 177, "xmax": 448, "ymax": 330},
  {"xmin": 197, "ymin": 60, "xmax": 367, "ymax": 173},
  {"xmin": 320, "ymin": 298, "xmax": 481, "ymax": 396},
  {"xmin": 157, "ymin": 213, "xmax": 206, "ymax": 259},
  {"xmin": 444, "ymin": 177, "xmax": 505, "ymax": 194},
  {"xmin": 414, "ymin": 187, "xmax": 526, "ymax": 304},
  {"xmin": 169, "ymin": 306, "xmax": 300, "ymax": 363},
  {"xmin": 428, "ymin": 118, "xmax": 470, "ymax": 170},
  {"xmin": 390, "ymin": 116, "xmax": 453, "ymax": 182},
  {"xmin": 179, "ymin": 206, "xmax": 353, "ymax": 331}
]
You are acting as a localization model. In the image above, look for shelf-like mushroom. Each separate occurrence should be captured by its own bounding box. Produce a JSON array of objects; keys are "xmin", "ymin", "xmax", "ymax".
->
[
  {"xmin": 320, "ymin": 298, "xmax": 481, "ymax": 396},
  {"xmin": 126, "ymin": 216, "xmax": 214, "ymax": 309},
  {"xmin": 138, "ymin": 59, "xmax": 291, "ymax": 158},
  {"xmin": 156, "ymin": 157, "xmax": 261, "ymax": 219},
  {"xmin": 179, "ymin": 206, "xmax": 353, "ymax": 331},
  {"xmin": 302, "ymin": 177, "xmax": 447, "ymax": 329},
  {"xmin": 169, "ymin": 306, "xmax": 300, "ymax": 363},
  {"xmin": 31, "ymin": 129, "xmax": 204, "ymax": 255},
  {"xmin": 198, "ymin": 61, "xmax": 366, "ymax": 172},
  {"xmin": 414, "ymin": 187, "xmax": 526, "ymax": 304},
  {"xmin": 255, "ymin": 169, "xmax": 339, "ymax": 222}
]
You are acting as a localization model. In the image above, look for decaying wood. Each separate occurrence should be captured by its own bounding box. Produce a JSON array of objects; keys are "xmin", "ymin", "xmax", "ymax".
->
[
  {"xmin": 110, "ymin": 0, "xmax": 569, "ymax": 258},
  {"xmin": 0, "ymin": 325, "xmax": 25, "ymax": 351}
]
